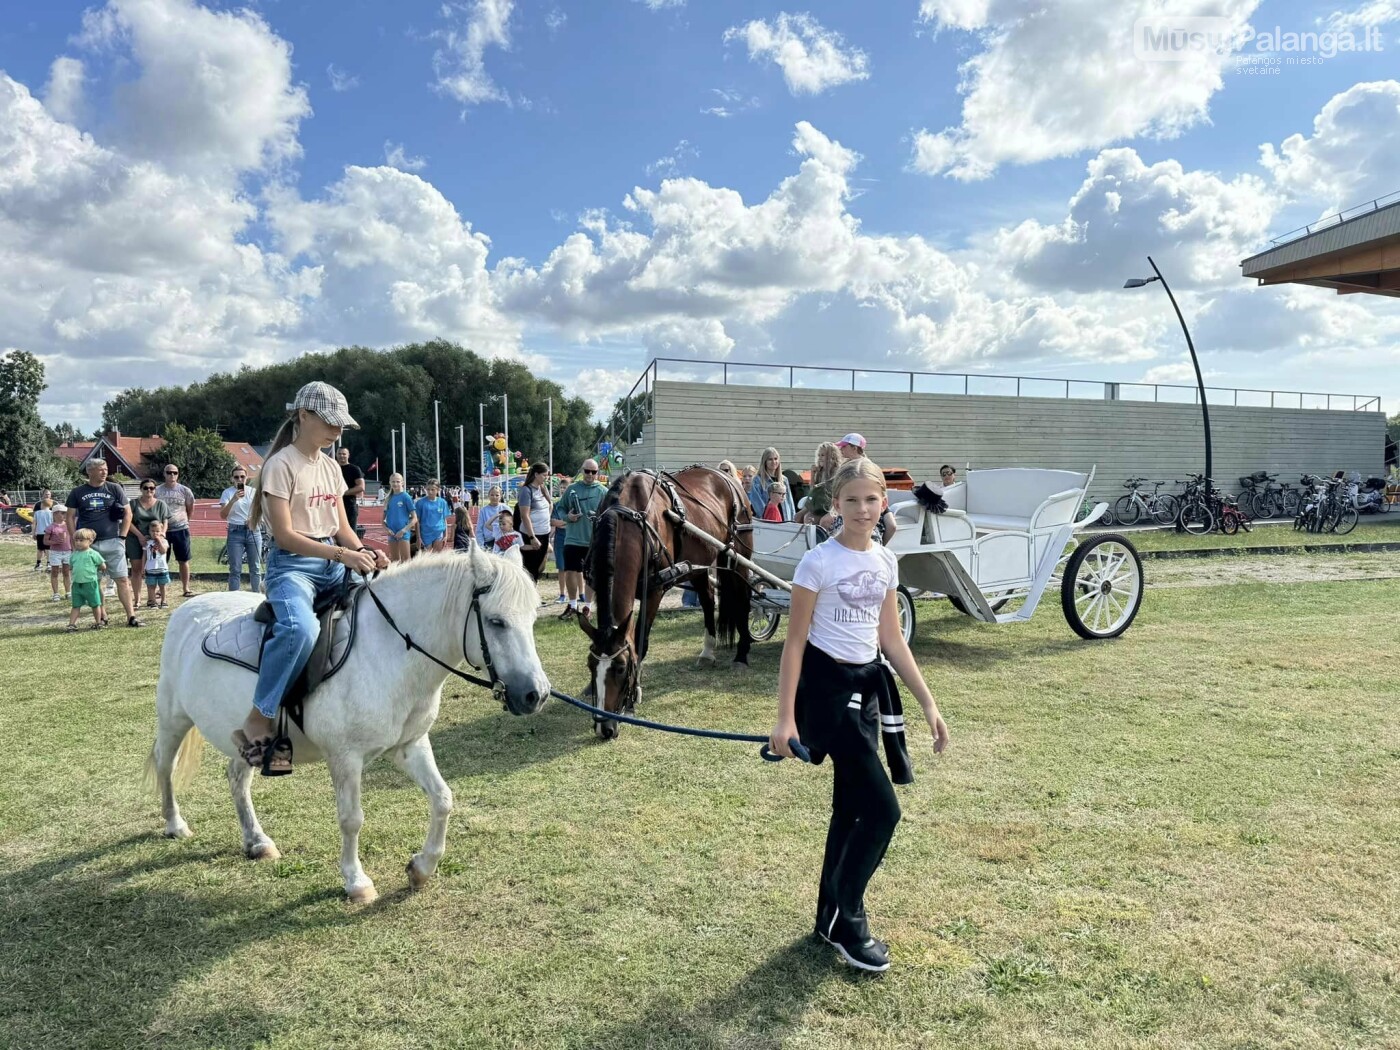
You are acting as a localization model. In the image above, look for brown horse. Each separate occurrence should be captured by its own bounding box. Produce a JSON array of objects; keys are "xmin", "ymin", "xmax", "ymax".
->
[{"xmin": 577, "ymin": 466, "xmax": 755, "ymax": 739}]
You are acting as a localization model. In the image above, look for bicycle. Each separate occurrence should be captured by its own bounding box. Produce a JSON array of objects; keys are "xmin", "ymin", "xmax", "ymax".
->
[
  {"xmin": 1176, "ymin": 474, "xmax": 1215, "ymax": 535},
  {"xmin": 1114, "ymin": 478, "xmax": 1178, "ymax": 526},
  {"xmin": 1236, "ymin": 471, "xmax": 1283, "ymax": 519}
]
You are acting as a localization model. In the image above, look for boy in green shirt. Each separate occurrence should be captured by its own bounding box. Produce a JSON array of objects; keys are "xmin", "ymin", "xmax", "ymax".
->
[{"xmin": 68, "ymin": 529, "xmax": 107, "ymax": 631}]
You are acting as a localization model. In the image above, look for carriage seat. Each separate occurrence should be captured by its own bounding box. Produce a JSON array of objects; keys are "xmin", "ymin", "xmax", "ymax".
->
[{"xmin": 961, "ymin": 469, "xmax": 1087, "ymax": 534}]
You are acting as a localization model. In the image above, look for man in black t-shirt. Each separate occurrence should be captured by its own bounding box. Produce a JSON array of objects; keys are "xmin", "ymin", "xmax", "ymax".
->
[
  {"xmin": 66, "ymin": 459, "xmax": 142, "ymax": 627},
  {"xmin": 336, "ymin": 447, "xmax": 365, "ymax": 532}
]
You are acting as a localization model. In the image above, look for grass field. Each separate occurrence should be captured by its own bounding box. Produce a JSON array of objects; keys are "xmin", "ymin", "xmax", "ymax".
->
[{"xmin": 1, "ymin": 539, "xmax": 1397, "ymax": 1049}]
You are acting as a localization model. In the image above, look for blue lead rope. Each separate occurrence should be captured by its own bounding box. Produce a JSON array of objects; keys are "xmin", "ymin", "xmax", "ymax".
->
[{"xmin": 548, "ymin": 688, "xmax": 812, "ymax": 763}]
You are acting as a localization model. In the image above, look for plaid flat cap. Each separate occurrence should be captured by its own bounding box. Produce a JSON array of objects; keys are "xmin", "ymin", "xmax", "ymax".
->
[{"xmin": 290, "ymin": 382, "xmax": 359, "ymax": 428}]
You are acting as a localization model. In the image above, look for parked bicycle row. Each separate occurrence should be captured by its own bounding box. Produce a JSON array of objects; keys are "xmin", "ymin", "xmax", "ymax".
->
[{"xmin": 1090, "ymin": 471, "xmax": 1394, "ymax": 529}]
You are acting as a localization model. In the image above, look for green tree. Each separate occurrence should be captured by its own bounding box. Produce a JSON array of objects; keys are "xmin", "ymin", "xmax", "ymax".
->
[
  {"xmin": 46, "ymin": 421, "xmax": 90, "ymax": 446},
  {"xmin": 1388, "ymin": 412, "xmax": 1400, "ymax": 445},
  {"xmin": 154, "ymin": 423, "xmax": 238, "ymax": 498},
  {"xmin": 101, "ymin": 341, "xmax": 604, "ymax": 479},
  {"xmin": 0, "ymin": 349, "xmax": 53, "ymax": 489},
  {"xmin": 406, "ymin": 433, "xmax": 437, "ymax": 485}
]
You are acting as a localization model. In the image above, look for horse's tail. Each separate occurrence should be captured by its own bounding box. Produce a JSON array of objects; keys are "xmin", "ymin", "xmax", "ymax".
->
[
  {"xmin": 142, "ymin": 726, "xmax": 205, "ymax": 793},
  {"xmin": 715, "ymin": 552, "xmax": 749, "ymax": 651}
]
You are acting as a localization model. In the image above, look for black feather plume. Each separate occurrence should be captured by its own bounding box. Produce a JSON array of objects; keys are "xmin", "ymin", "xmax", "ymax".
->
[{"xmin": 914, "ymin": 482, "xmax": 947, "ymax": 514}]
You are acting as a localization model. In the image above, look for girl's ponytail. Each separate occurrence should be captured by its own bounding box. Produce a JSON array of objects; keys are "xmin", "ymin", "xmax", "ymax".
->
[{"xmin": 247, "ymin": 411, "xmax": 300, "ymax": 531}]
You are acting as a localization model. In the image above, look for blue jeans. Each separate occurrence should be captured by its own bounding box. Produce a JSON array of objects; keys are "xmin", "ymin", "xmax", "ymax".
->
[
  {"xmin": 552, "ymin": 528, "xmax": 567, "ymax": 572},
  {"xmin": 252, "ymin": 543, "xmax": 347, "ymax": 718},
  {"xmin": 226, "ymin": 525, "xmax": 263, "ymax": 592}
]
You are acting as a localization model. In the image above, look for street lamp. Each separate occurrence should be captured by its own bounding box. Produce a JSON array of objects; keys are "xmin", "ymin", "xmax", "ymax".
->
[{"xmin": 1124, "ymin": 256, "xmax": 1211, "ymax": 485}]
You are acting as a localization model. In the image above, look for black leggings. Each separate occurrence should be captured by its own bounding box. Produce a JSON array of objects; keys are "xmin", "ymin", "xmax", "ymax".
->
[
  {"xmin": 816, "ymin": 737, "xmax": 901, "ymax": 929},
  {"xmin": 797, "ymin": 645, "xmax": 901, "ymax": 929},
  {"xmin": 521, "ymin": 542, "xmax": 548, "ymax": 581}
]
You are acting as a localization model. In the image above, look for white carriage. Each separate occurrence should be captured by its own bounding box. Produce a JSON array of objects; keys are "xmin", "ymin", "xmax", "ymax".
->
[{"xmin": 746, "ymin": 467, "xmax": 1144, "ymax": 644}]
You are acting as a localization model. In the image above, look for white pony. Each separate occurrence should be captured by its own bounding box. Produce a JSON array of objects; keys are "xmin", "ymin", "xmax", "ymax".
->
[{"xmin": 147, "ymin": 545, "xmax": 550, "ymax": 902}]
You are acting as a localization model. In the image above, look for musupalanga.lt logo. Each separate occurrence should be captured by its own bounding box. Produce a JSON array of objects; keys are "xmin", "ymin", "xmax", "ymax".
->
[{"xmin": 1133, "ymin": 17, "xmax": 1383, "ymax": 62}]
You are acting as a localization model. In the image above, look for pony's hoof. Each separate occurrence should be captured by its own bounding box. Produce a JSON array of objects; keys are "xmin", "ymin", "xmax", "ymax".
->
[
  {"xmin": 406, "ymin": 857, "xmax": 431, "ymax": 891},
  {"xmin": 162, "ymin": 822, "xmax": 193, "ymax": 839},
  {"xmin": 346, "ymin": 883, "xmax": 378, "ymax": 905},
  {"xmin": 245, "ymin": 841, "xmax": 281, "ymax": 861},
  {"xmin": 695, "ymin": 655, "xmax": 716, "ymax": 668},
  {"xmin": 731, "ymin": 661, "xmax": 751, "ymax": 674}
]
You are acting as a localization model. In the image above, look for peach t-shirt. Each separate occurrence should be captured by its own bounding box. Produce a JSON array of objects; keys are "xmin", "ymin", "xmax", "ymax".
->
[{"xmin": 260, "ymin": 445, "xmax": 346, "ymax": 539}]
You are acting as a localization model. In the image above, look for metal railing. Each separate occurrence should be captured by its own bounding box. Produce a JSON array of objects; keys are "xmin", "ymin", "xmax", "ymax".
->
[
  {"xmin": 1267, "ymin": 190, "xmax": 1400, "ymax": 247},
  {"xmin": 612, "ymin": 358, "xmax": 1383, "ymax": 446}
]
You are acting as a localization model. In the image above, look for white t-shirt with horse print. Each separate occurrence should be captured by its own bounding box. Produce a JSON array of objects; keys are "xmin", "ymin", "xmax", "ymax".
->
[{"xmin": 792, "ymin": 540, "xmax": 899, "ymax": 664}]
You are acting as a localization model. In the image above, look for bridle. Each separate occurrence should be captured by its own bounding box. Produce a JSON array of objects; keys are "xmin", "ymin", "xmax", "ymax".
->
[
  {"xmin": 591, "ymin": 635, "xmax": 640, "ymax": 717},
  {"xmin": 363, "ymin": 579, "xmax": 508, "ymax": 706}
]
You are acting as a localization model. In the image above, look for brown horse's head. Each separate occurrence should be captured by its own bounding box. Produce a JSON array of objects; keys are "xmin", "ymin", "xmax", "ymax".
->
[{"xmin": 577, "ymin": 610, "xmax": 638, "ymax": 739}]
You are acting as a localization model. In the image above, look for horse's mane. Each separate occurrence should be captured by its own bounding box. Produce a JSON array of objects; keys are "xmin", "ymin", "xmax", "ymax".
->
[
  {"xmin": 372, "ymin": 549, "xmax": 538, "ymax": 621},
  {"xmin": 589, "ymin": 497, "xmax": 622, "ymax": 640}
]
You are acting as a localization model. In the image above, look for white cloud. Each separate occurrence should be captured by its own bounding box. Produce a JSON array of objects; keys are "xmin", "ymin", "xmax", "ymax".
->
[
  {"xmin": 384, "ymin": 140, "xmax": 427, "ymax": 172},
  {"xmin": 702, "ymin": 87, "xmax": 759, "ymax": 118},
  {"xmin": 912, "ymin": 0, "xmax": 1260, "ymax": 180},
  {"xmin": 76, "ymin": 0, "xmax": 311, "ymax": 177},
  {"xmin": 634, "ymin": 0, "xmax": 685, "ymax": 9},
  {"xmin": 645, "ymin": 139, "xmax": 699, "ymax": 179},
  {"xmin": 433, "ymin": 0, "xmax": 514, "ymax": 108},
  {"xmin": 1259, "ymin": 80, "xmax": 1400, "ymax": 212},
  {"xmin": 724, "ymin": 13, "xmax": 869, "ymax": 96},
  {"xmin": 1324, "ymin": 0, "xmax": 1400, "ymax": 31},
  {"xmin": 267, "ymin": 165, "xmax": 516, "ymax": 354},
  {"xmin": 42, "ymin": 57, "xmax": 84, "ymax": 123},
  {"xmin": 995, "ymin": 148, "xmax": 1278, "ymax": 293},
  {"xmin": 327, "ymin": 64, "xmax": 359, "ymax": 92},
  {"xmin": 545, "ymin": 7, "xmax": 566, "ymax": 33}
]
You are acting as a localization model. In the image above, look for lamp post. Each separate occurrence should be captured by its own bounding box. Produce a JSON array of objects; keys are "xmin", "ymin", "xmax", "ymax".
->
[
  {"xmin": 1124, "ymin": 256, "xmax": 1211, "ymax": 485},
  {"xmin": 390, "ymin": 428, "xmax": 397, "ymax": 480},
  {"xmin": 433, "ymin": 400, "xmax": 442, "ymax": 483},
  {"xmin": 457, "ymin": 424, "xmax": 465, "ymax": 492}
]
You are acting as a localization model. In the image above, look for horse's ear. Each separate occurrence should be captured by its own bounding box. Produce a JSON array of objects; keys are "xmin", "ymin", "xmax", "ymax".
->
[{"xmin": 576, "ymin": 609, "xmax": 599, "ymax": 643}]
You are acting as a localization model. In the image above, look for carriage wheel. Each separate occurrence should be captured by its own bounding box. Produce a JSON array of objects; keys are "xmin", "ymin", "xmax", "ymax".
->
[
  {"xmin": 895, "ymin": 586, "xmax": 916, "ymax": 643},
  {"xmin": 1061, "ymin": 534, "xmax": 1143, "ymax": 640},
  {"xmin": 750, "ymin": 604, "xmax": 782, "ymax": 642}
]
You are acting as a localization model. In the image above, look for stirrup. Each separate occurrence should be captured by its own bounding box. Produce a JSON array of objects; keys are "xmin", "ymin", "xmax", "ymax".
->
[{"xmin": 261, "ymin": 734, "xmax": 294, "ymax": 777}]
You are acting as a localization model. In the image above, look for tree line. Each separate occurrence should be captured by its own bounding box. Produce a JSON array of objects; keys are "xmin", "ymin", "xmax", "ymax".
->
[{"xmin": 101, "ymin": 341, "xmax": 603, "ymax": 484}]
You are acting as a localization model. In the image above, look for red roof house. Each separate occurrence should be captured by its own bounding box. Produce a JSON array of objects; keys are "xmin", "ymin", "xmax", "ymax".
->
[{"xmin": 55, "ymin": 431, "xmax": 264, "ymax": 479}]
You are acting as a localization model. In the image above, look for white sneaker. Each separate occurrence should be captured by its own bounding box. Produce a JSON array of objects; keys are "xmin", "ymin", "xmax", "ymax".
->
[
  {"xmin": 50, "ymin": 593, "xmax": 62, "ymax": 602},
  {"xmin": 554, "ymin": 594, "xmax": 569, "ymax": 605}
]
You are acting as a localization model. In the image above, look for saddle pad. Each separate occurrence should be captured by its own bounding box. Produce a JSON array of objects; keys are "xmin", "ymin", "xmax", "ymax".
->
[{"xmin": 201, "ymin": 590, "xmax": 361, "ymax": 679}]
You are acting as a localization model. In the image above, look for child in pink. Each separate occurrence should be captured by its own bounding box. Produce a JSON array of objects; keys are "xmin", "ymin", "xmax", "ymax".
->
[{"xmin": 45, "ymin": 506, "xmax": 73, "ymax": 601}]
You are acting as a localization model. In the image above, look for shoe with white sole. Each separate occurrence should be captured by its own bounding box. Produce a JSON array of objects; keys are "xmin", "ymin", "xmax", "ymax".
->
[{"xmin": 820, "ymin": 911, "xmax": 890, "ymax": 973}]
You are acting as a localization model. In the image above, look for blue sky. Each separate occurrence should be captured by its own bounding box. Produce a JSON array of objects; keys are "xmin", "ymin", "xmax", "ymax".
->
[{"xmin": 3, "ymin": 0, "xmax": 1399, "ymax": 431}]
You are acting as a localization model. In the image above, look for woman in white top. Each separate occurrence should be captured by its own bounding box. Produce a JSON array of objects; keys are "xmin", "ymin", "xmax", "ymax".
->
[
  {"xmin": 769, "ymin": 457, "xmax": 949, "ymax": 973},
  {"xmin": 516, "ymin": 463, "xmax": 553, "ymax": 581},
  {"xmin": 233, "ymin": 382, "xmax": 388, "ymax": 777}
]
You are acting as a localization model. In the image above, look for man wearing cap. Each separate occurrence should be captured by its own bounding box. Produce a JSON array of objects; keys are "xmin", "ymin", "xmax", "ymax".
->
[
  {"xmin": 835, "ymin": 433, "xmax": 897, "ymax": 544},
  {"xmin": 235, "ymin": 381, "xmax": 388, "ymax": 776}
]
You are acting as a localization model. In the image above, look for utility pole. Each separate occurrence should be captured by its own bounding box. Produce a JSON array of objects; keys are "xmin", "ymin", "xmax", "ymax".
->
[
  {"xmin": 457, "ymin": 424, "xmax": 465, "ymax": 492},
  {"xmin": 433, "ymin": 400, "xmax": 441, "ymax": 482},
  {"xmin": 390, "ymin": 428, "xmax": 397, "ymax": 480}
]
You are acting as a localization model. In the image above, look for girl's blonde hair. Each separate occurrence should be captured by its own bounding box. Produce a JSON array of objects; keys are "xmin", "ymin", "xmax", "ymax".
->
[
  {"xmin": 716, "ymin": 459, "xmax": 739, "ymax": 480},
  {"xmin": 248, "ymin": 409, "xmax": 302, "ymax": 531},
  {"xmin": 812, "ymin": 441, "xmax": 841, "ymax": 485},
  {"xmin": 389, "ymin": 472, "xmax": 404, "ymax": 486},
  {"xmin": 769, "ymin": 481, "xmax": 787, "ymax": 498},
  {"xmin": 831, "ymin": 458, "xmax": 886, "ymax": 502}
]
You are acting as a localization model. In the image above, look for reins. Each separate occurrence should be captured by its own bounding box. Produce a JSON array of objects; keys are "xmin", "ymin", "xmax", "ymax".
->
[{"xmin": 361, "ymin": 568, "xmax": 808, "ymax": 763}]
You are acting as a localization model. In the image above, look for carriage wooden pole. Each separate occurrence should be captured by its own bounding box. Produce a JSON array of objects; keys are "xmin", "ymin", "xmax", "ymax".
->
[{"xmin": 664, "ymin": 512, "xmax": 793, "ymax": 593}]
